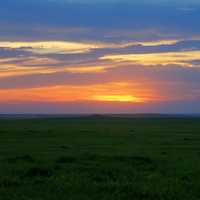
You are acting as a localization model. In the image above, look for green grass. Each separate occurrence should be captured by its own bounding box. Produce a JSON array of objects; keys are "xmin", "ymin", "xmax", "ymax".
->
[{"xmin": 0, "ymin": 117, "xmax": 200, "ymax": 199}]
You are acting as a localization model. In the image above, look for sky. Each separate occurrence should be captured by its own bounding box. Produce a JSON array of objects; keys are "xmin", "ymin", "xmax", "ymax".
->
[{"xmin": 0, "ymin": 0, "xmax": 200, "ymax": 114}]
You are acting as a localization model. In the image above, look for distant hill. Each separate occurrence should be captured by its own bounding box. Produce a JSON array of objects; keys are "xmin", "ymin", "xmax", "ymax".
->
[{"xmin": 0, "ymin": 113, "xmax": 200, "ymax": 119}]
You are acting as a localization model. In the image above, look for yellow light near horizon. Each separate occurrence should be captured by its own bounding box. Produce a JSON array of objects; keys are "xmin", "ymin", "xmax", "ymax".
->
[{"xmin": 92, "ymin": 95, "xmax": 143, "ymax": 102}]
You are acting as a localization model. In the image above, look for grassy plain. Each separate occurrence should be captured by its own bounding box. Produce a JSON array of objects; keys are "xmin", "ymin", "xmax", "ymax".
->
[{"xmin": 0, "ymin": 116, "xmax": 200, "ymax": 199}]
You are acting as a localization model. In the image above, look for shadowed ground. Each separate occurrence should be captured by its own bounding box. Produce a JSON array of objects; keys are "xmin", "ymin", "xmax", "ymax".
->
[{"xmin": 0, "ymin": 117, "xmax": 200, "ymax": 199}]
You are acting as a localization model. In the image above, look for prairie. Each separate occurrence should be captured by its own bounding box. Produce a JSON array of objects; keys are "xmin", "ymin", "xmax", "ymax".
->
[{"xmin": 0, "ymin": 116, "xmax": 200, "ymax": 199}]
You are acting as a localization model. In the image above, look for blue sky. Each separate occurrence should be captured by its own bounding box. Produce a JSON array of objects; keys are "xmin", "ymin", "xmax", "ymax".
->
[{"xmin": 1, "ymin": 0, "xmax": 200, "ymax": 39}]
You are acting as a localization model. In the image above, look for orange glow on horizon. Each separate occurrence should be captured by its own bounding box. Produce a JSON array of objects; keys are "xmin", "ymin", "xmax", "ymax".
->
[
  {"xmin": 0, "ymin": 82, "xmax": 153, "ymax": 103},
  {"xmin": 0, "ymin": 81, "xmax": 196, "ymax": 104}
]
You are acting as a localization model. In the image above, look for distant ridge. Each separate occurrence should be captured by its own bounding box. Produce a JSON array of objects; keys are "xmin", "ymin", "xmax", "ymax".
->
[{"xmin": 0, "ymin": 113, "xmax": 200, "ymax": 119}]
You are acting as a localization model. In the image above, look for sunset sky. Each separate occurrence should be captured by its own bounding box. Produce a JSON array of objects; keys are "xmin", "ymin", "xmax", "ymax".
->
[{"xmin": 0, "ymin": 0, "xmax": 200, "ymax": 113}]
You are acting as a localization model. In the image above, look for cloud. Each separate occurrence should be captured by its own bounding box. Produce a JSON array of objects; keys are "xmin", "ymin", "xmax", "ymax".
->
[
  {"xmin": 0, "ymin": 63, "xmax": 111, "ymax": 78},
  {"xmin": 0, "ymin": 41, "xmax": 108, "ymax": 55},
  {"xmin": 100, "ymin": 50, "xmax": 200, "ymax": 67},
  {"xmin": 0, "ymin": 38, "xmax": 184, "ymax": 79},
  {"xmin": 142, "ymin": 40, "xmax": 181, "ymax": 46},
  {"xmin": 1, "ymin": 39, "xmax": 200, "ymax": 80},
  {"xmin": 0, "ymin": 39, "xmax": 180, "ymax": 55}
]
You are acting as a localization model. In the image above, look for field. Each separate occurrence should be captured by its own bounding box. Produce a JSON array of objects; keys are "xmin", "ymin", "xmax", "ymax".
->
[{"xmin": 0, "ymin": 116, "xmax": 200, "ymax": 200}]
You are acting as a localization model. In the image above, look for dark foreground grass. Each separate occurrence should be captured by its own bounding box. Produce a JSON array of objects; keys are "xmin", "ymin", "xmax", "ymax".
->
[{"xmin": 0, "ymin": 117, "xmax": 200, "ymax": 199}]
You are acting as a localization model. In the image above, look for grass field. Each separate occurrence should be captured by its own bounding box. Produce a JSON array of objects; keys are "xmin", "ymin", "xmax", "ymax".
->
[{"xmin": 0, "ymin": 116, "xmax": 200, "ymax": 199}]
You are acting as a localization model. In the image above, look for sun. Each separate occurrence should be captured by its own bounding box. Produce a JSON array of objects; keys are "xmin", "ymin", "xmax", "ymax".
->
[{"xmin": 92, "ymin": 95, "xmax": 144, "ymax": 103}]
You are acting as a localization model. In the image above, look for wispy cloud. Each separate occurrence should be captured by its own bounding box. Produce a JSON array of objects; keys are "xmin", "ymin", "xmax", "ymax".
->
[
  {"xmin": 0, "ymin": 41, "xmax": 106, "ymax": 54},
  {"xmin": 101, "ymin": 51, "xmax": 200, "ymax": 67},
  {"xmin": 0, "ymin": 39, "xmax": 180, "ymax": 55}
]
